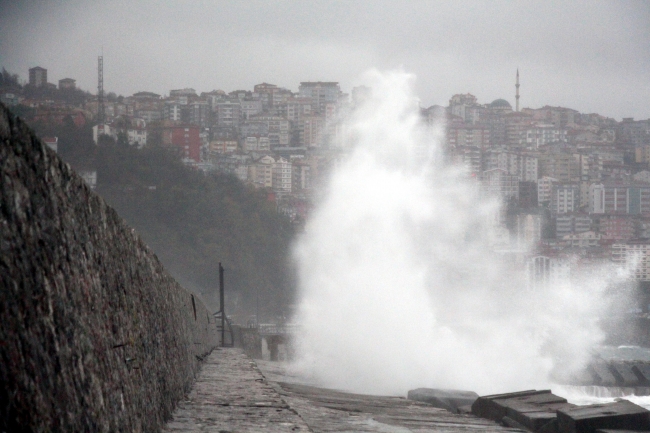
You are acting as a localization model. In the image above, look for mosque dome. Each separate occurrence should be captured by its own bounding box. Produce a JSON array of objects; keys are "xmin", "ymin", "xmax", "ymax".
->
[{"xmin": 490, "ymin": 99, "xmax": 512, "ymax": 110}]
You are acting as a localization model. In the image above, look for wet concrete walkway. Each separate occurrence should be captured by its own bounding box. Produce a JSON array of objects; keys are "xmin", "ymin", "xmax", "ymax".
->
[{"xmin": 163, "ymin": 348, "xmax": 518, "ymax": 432}]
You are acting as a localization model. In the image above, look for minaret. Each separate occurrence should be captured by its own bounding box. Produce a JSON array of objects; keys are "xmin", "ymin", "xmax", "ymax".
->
[{"xmin": 515, "ymin": 68, "xmax": 520, "ymax": 112}]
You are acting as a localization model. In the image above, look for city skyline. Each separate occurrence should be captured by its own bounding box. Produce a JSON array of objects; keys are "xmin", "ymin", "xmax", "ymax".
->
[{"xmin": 1, "ymin": 1, "xmax": 649, "ymax": 120}]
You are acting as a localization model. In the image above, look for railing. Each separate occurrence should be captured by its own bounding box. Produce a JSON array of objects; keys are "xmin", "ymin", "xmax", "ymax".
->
[{"xmin": 257, "ymin": 323, "xmax": 300, "ymax": 336}]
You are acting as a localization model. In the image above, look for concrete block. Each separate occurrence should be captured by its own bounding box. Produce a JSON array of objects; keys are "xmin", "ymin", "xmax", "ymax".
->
[
  {"xmin": 596, "ymin": 430, "xmax": 650, "ymax": 433},
  {"xmin": 539, "ymin": 419, "xmax": 559, "ymax": 433},
  {"xmin": 502, "ymin": 415, "xmax": 530, "ymax": 430},
  {"xmin": 589, "ymin": 363, "xmax": 619, "ymax": 387},
  {"xmin": 407, "ymin": 388, "xmax": 479, "ymax": 413},
  {"xmin": 609, "ymin": 363, "xmax": 641, "ymax": 387},
  {"xmin": 568, "ymin": 368, "xmax": 601, "ymax": 386},
  {"xmin": 557, "ymin": 400, "xmax": 650, "ymax": 433},
  {"xmin": 632, "ymin": 364, "xmax": 650, "ymax": 386},
  {"xmin": 471, "ymin": 390, "xmax": 561, "ymax": 422},
  {"xmin": 506, "ymin": 402, "xmax": 577, "ymax": 432}
]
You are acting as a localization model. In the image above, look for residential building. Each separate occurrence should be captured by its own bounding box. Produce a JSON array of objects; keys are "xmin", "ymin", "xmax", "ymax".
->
[
  {"xmin": 562, "ymin": 231, "xmax": 601, "ymax": 248},
  {"xmin": 162, "ymin": 125, "xmax": 201, "ymax": 162},
  {"xmin": 127, "ymin": 127, "xmax": 147, "ymax": 148},
  {"xmin": 240, "ymin": 99, "xmax": 263, "ymax": 120},
  {"xmin": 244, "ymin": 136, "xmax": 270, "ymax": 152},
  {"xmin": 447, "ymin": 124, "xmax": 491, "ymax": 148},
  {"xmin": 292, "ymin": 160, "xmax": 311, "ymax": 192},
  {"xmin": 526, "ymin": 255, "xmax": 571, "ymax": 290},
  {"xmin": 214, "ymin": 101, "xmax": 242, "ymax": 128},
  {"xmin": 538, "ymin": 176, "xmax": 558, "ymax": 206},
  {"xmin": 556, "ymin": 213, "xmax": 592, "ymax": 238},
  {"xmin": 272, "ymin": 157, "xmax": 292, "ymax": 193},
  {"xmin": 520, "ymin": 124, "xmax": 567, "ymax": 148},
  {"xmin": 58, "ymin": 78, "xmax": 76, "ymax": 90},
  {"xmin": 523, "ymin": 106, "xmax": 579, "ymax": 129},
  {"xmin": 301, "ymin": 115, "xmax": 325, "ymax": 148},
  {"xmin": 485, "ymin": 150, "xmax": 538, "ymax": 182},
  {"xmin": 249, "ymin": 155, "xmax": 275, "ymax": 188},
  {"xmin": 612, "ymin": 240, "xmax": 650, "ymax": 281},
  {"xmin": 189, "ymin": 101, "xmax": 210, "ymax": 127},
  {"xmin": 29, "ymin": 66, "xmax": 47, "ymax": 87},
  {"xmin": 209, "ymin": 138, "xmax": 238, "ymax": 154},
  {"xmin": 164, "ymin": 101, "xmax": 184, "ymax": 122},
  {"xmin": 250, "ymin": 115, "xmax": 290, "ymax": 148},
  {"xmin": 298, "ymin": 82, "xmax": 341, "ymax": 114},
  {"xmin": 482, "ymin": 168, "xmax": 520, "ymax": 200},
  {"xmin": 448, "ymin": 93, "xmax": 481, "ymax": 124},
  {"xmin": 503, "ymin": 111, "xmax": 532, "ymax": 148},
  {"xmin": 590, "ymin": 183, "xmax": 650, "ymax": 215},
  {"xmin": 550, "ymin": 184, "xmax": 579, "ymax": 214},
  {"xmin": 599, "ymin": 216, "xmax": 636, "ymax": 240},
  {"xmin": 514, "ymin": 213, "xmax": 542, "ymax": 248},
  {"xmin": 538, "ymin": 146, "xmax": 580, "ymax": 183},
  {"xmin": 92, "ymin": 123, "xmax": 115, "ymax": 144}
]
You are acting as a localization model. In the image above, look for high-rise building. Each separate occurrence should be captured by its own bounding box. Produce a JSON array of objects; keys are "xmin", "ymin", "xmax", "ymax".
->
[
  {"xmin": 298, "ymin": 82, "xmax": 341, "ymax": 114},
  {"xmin": 29, "ymin": 66, "xmax": 47, "ymax": 87}
]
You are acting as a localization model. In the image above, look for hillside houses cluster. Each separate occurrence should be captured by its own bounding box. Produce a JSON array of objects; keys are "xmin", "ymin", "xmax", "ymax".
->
[
  {"xmin": 426, "ymin": 93, "xmax": 650, "ymax": 283},
  {"xmin": 4, "ymin": 66, "xmax": 650, "ymax": 282},
  {"xmin": 88, "ymin": 82, "xmax": 355, "ymax": 210}
]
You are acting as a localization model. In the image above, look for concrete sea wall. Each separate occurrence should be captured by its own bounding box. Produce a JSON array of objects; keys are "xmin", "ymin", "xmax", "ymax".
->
[{"xmin": 0, "ymin": 103, "xmax": 219, "ymax": 432}]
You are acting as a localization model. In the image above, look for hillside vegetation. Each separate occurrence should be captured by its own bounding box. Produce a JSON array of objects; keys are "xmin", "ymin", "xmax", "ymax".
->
[
  {"xmin": 22, "ymin": 115, "xmax": 296, "ymax": 322},
  {"xmin": 95, "ymin": 144, "xmax": 296, "ymax": 322}
]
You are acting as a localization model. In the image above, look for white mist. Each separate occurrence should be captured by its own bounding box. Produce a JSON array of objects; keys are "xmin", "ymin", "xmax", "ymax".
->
[{"xmin": 292, "ymin": 70, "xmax": 619, "ymax": 396}]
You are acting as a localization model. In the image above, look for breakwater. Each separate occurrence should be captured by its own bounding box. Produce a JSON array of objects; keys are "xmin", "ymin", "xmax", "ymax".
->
[{"xmin": 0, "ymin": 103, "xmax": 218, "ymax": 432}]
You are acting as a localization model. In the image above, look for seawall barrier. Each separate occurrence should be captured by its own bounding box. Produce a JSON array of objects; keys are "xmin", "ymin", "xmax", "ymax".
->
[{"xmin": 0, "ymin": 103, "xmax": 219, "ymax": 432}]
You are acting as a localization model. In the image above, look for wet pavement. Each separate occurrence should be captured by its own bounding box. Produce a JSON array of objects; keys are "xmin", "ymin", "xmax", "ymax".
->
[{"xmin": 163, "ymin": 348, "xmax": 519, "ymax": 432}]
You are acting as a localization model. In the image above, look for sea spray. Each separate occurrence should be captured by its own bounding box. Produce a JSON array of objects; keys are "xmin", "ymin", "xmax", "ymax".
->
[{"xmin": 291, "ymin": 69, "xmax": 622, "ymax": 396}]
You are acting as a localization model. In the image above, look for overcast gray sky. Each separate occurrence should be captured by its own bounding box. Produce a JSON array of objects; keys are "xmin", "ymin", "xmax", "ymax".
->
[{"xmin": 1, "ymin": 1, "xmax": 649, "ymax": 119}]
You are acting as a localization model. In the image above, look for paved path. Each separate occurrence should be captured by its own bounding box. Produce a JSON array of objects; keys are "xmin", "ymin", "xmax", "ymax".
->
[
  {"xmin": 163, "ymin": 348, "xmax": 519, "ymax": 432},
  {"xmin": 163, "ymin": 348, "xmax": 309, "ymax": 432}
]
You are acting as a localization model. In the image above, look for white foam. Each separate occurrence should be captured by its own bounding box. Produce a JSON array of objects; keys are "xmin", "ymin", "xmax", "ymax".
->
[{"xmin": 291, "ymin": 69, "xmax": 626, "ymax": 396}]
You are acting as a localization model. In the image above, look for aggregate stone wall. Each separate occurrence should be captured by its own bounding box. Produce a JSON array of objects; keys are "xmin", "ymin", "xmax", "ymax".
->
[{"xmin": 0, "ymin": 103, "xmax": 219, "ymax": 432}]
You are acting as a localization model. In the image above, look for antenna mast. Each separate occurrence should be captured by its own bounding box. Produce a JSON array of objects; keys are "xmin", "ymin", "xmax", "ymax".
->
[{"xmin": 98, "ymin": 55, "xmax": 105, "ymax": 124}]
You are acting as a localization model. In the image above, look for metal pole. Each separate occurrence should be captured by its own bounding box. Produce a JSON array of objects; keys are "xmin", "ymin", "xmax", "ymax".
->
[
  {"xmin": 219, "ymin": 262, "xmax": 225, "ymax": 346},
  {"xmin": 256, "ymin": 288, "xmax": 259, "ymax": 328}
]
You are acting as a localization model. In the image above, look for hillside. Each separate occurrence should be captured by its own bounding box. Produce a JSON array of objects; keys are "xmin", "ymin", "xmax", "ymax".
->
[
  {"xmin": 95, "ymin": 143, "xmax": 296, "ymax": 322},
  {"xmin": 17, "ymin": 113, "xmax": 296, "ymax": 323}
]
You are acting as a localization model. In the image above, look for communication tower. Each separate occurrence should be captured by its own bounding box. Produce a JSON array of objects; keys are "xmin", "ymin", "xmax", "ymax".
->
[{"xmin": 97, "ymin": 56, "xmax": 105, "ymax": 124}]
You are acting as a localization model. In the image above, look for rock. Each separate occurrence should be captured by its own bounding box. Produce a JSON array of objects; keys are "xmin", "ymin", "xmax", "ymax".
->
[{"xmin": 407, "ymin": 388, "xmax": 479, "ymax": 413}]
